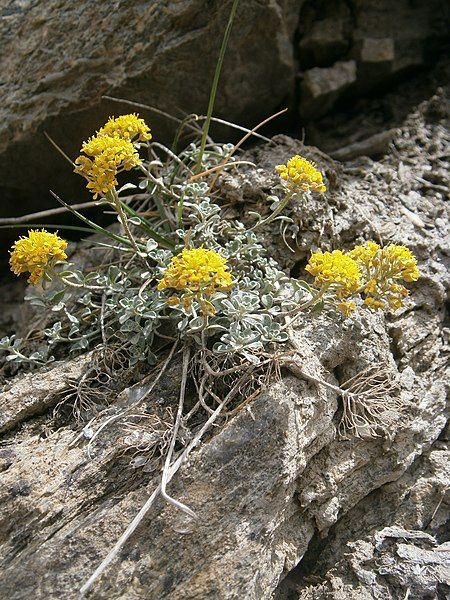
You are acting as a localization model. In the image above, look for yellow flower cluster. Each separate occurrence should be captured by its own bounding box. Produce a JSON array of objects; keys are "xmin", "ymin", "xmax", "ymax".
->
[
  {"xmin": 74, "ymin": 113, "xmax": 150, "ymax": 198},
  {"xmin": 305, "ymin": 241, "xmax": 420, "ymax": 316},
  {"xmin": 381, "ymin": 244, "xmax": 420, "ymax": 282},
  {"xmin": 98, "ymin": 114, "xmax": 152, "ymax": 142},
  {"xmin": 158, "ymin": 248, "xmax": 233, "ymax": 314},
  {"xmin": 305, "ymin": 250, "xmax": 361, "ymax": 298},
  {"xmin": 350, "ymin": 242, "xmax": 419, "ymax": 310},
  {"xmin": 158, "ymin": 248, "xmax": 232, "ymax": 294},
  {"xmin": 10, "ymin": 229, "xmax": 68, "ymax": 285},
  {"xmin": 275, "ymin": 155, "xmax": 326, "ymax": 194}
]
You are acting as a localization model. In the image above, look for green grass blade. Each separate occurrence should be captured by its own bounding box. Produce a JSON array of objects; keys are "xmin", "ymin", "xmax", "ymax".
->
[
  {"xmin": 50, "ymin": 191, "xmax": 132, "ymax": 247},
  {"xmin": 120, "ymin": 201, "xmax": 175, "ymax": 249},
  {"xmin": 195, "ymin": 0, "xmax": 239, "ymax": 174}
]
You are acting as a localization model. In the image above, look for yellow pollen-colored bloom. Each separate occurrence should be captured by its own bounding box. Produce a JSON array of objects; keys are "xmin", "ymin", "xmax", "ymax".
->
[
  {"xmin": 363, "ymin": 297, "xmax": 385, "ymax": 310},
  {"xmin": 166, "ymin": 296, "xmax": 180, "ymax": 307},
  {"xmin": 98, "ymin": 114, "xmax": 152, "ymax": 142},
  {"xmin": 348, "ymin": 241, "xmax": 419, "ymax": 312},
  {"xmin": 306, "ymin": 250, "xmax": 361, "ymax": 297},
  {"xmin": 389, "ymin": 283, "xmax": 409, "ymax": 297},
  {"xmin": 381, "ymin": 244, "xmax": 420, "ymax": 282},
  {"xmin": 158, "ymin": 248, "xmax": 233, "ymax": 296},
  {"xmin": 275, "ymin": 155, "xmax": 326, "ymax": 194},
  {"xmin": 387, "ymin": 297, "xmax": 404, "ymax": 310},
  {"xmin": 349, "ymin": 241, "xmax": 380, "ymax": 267},
  {"xmin": 365, "ymin": 279, "xmax": 378, "ymax": 295},
  {"xmin": 10, "ymin": 229, "xmax": 68, "ymax": 285},
  {"xmin": 338, "ymin": 301, "xmax": 356, "ymax": 317},
  {"xmin": 75, "ymin": 135, "xmax": 141, "ymax": 198}
]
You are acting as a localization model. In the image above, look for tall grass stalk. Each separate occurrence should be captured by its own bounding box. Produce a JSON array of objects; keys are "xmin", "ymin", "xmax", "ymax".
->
[{"xmin": 194, "ymin": 0, "xmax": 239, "ymax": 174}]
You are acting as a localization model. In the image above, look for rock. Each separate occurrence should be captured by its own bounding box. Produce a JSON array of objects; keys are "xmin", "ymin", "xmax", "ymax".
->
[
  {"xmin": 330, "ymin": 128, "xmax": 397, "ymax": 161},
  {"xmin": 0, "ymin": 0, "xmax": 447, "ymax": 228},
  {"xmin": 296, "ymin": 0, "xmax": 447, "ymax": 119},
  {"xmin": 0, "ymin": 0, "xmax": 298, "ymax": 221},
  {"xmin": 300, "ymin": 60, "xmax": 357, "ymax": 119},
  {"xmin": 298, "ymin": 16, "xmax": 351, "ymax": 68},
  {"xmin": 360, "ymin": 38, "xmax": 395, "ymax": 64},
  {"xmin": 0, "ymin": 353, "xmax": 92, "ymax": 434},
  {"xmin": 0, "ymin": 82, "xmax": 448, "ymax": 598}
]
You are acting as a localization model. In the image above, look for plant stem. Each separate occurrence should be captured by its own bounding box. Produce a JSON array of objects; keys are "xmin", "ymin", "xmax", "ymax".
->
[
  {"xmin": 282, "ymin": 286, "xmax": 328, "ymax": 330},
  {"xmin": 195, "ymin": 0, "xmax": 239, "ymax": 174},
  {"xmin": 251, "ymin": 190, "xmax": 295, "ymax": 231},
  {"xmin": 109, "ymin": 189, "xmax": 140, "ymax": 253}
]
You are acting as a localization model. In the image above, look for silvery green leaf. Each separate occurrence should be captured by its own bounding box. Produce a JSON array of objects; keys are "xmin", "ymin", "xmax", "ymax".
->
[
  {"xmin": 6, "ymin": 354, "xmax": 19, "ymax": 362},
  {"xmin": 178, "ymin": 318, "xmax": 189, "ymax": 331},
  {"xmin": 312, "ymin": 299, "xmax": 325, "ymax": 312},
  {"xmin": 65, "ymin": 312, "xmax": 79, "ymax": 324},
  {"xmin": 71, "ymin": 338, "xmax": 89, "ymax": 352},
  {"xmin": 27, "ymin": 297, "xmax": 46, "ymax": 307},
  {"xmin": 212, "ymin": 342, "xmax": 229, "ymax": 354},
  {"xmin": 52, "ymin": 302, "xmax": 65, "ymax": 312},
  {"xmin": 262, "ymin": 294, "xmax": 273, "ymax": 308},
  {"xmin": 188, "ymin": 317, "xmax": 205, "ymax": 332},
  {"xmin": 296, "ymin": 280, "xmax": 312, "ymax": 292},
  {"xmin": 58, "ymin": 270, "xmax": 77, "ymax": 278},
  {"xmin": 241, "ymin": 351, "xmax": 260, "ymax": 365},
  {"xmin": 118, "ymin": 183, "xmax": 137, "ymax": 193},
  {"xmin": 146, "ymin": 239, "xmax": 158, "ymax": 252},
  {"xmin": 129, "ymin": 333, "xmax": 141, "ymax": 344}
]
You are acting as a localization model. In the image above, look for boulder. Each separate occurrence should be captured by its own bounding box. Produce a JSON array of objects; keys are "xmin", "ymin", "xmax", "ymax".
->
[
  {"xmin": 0, "ymin": 83, "xmax": 448, "ymax": 599},
  {"xmin": 299, "ymin": 60, "xmax": 357, "ymax": 119},
  {"xmin": 0, "ymin": 0, "xmax": 299, "ymax": 220}
]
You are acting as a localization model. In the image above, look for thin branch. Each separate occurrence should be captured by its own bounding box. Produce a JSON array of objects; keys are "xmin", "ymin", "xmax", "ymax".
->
[
  {"xmin": 44, "ymin": 132, "xmax": 76, "ymax": 167},
  {"xmin": 160, "ymin": 346, "xmax": 195, "ymax": 517},
  {"xmin": 0, "ymin": 201, "xmax": 99, "ymax": 225},
  {"xmin": 189, "ymin": 160, "xmax": 256, "ymax": 182},
  {"xmin": 209, "ymin": 107, "xmax": 288, "ymax": 191},
  {"xmin": 102, "ymin": 95, "xmax": 194, "ymax": 129}
]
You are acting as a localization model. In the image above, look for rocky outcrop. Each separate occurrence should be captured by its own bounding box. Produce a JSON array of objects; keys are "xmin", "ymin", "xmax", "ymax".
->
[
  {"xmin": 0, "ymin": 79, "xmax": 448, "ymax": 598},
  {"xmin": 0, "ymin": 0, "xmax": 447, "ymax": 224},
  {"xmin": 0, "ymin": 0, "xmax": 298, "ymax": 221}
]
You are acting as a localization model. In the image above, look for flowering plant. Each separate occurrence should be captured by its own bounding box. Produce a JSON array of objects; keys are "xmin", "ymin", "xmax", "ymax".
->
[
  {"xmin": 2, "ymin": 113, "xmax": 420, "ymax": 371},
  {"xmin": 1, "ymin": 111, "xmax": 420, "ymax": 596},
  {"xmin": 0, "ymin": 5, "xmax": 422, "ymax": 592}
]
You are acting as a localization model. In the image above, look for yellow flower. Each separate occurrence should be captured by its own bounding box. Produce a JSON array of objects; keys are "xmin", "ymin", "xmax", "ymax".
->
[
  {"xmin": 10, "ymin": 230, "xmax": 68, "ymax": 285},
  {"xmin": 166, "ymin": 296, "xmax": 180, "ymax": 307},
  {"xmin": 75, "ymin": 135, "xmax": 141, "ymax": 198},
  {"xmin": 348, "ymin": 241, "xmax": 419, "ymax": 312},
  {"xmin": 363, "ymin": 297, "xmax": 384, "ymax": 310},
  {"xmin": 98, "ymin": 114, "xmax": 152, "ymax": 142},
  {"xmin": 365, "ymin": 278, "xmax": 378, "ymax": 295},
  {"xmin": 158, "ymin": 248, "xmax": 232, "ymax": 296},
  {"xmin": 387, "ymin": 297, "xmax": 404, "ymax": 310},
  {"xmin": 275, "ymin": 155, "xmax": 326, "ymax": 194},
  {"xmin": 349, "ymin": 241, "xmax": 380, "ymax": 267},
  {"xmin": 389, "ymin": 283, "xmax": 409, "ymax": 297},
  {"xmin": 306, "ymin": 250, "xmax": 361, "ymax": 297},
  {"xmin": 381, "ymin": 244, "xmax": 420, "ymax": 282},
  {"xmin": 338, "ymin": 301, "xmax": 356, "ymax": 317}
]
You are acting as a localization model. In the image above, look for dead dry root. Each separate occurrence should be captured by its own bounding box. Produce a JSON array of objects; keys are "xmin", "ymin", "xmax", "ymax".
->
[{"xmin": 54, "ymin": 344, "xmax": 137, "ymax": 424}]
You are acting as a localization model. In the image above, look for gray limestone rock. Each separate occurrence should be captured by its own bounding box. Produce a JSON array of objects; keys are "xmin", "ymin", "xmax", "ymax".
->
[{"xmin": 0, "ymin": 58, "xmax": 448, "ymax": 600}]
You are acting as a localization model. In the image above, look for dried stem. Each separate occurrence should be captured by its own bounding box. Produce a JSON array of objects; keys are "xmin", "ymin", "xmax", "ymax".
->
[{"xmin": 160, "ymin": 346, "xmax": 195, "ymax": 517}]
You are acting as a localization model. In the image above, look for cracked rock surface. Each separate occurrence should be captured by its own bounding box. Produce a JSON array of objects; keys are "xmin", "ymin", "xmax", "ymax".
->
[
  {"xmin": 0, "ymin": 76, "xmax": 448, "ymax": 598},
  {"xmin": 0, "ymin": 0, "xmax": 447, "ymax": 225}
]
